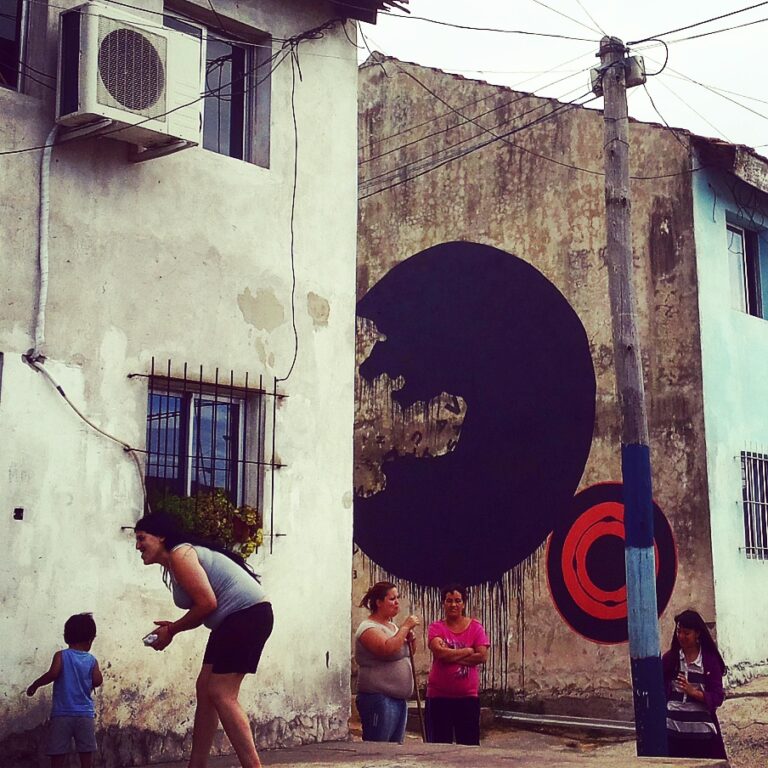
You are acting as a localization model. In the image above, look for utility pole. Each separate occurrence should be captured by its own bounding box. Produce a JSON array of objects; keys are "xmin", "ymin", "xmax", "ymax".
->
[{"xmin": 595, "ymin": 36, "xmax": 668, "ymax": 757}]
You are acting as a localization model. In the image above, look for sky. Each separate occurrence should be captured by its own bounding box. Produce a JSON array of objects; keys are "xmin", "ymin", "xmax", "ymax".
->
[{"xmin": 358, "ymin": 0, "xmax": 768, "ymax": 152}]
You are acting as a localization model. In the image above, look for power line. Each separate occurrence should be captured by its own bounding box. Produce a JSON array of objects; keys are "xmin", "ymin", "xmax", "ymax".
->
[
  {"xmin": 367, "ymin": 9, "xmax": 598, "ymax": 41},
  {"xmin": 0, "ymin": 15, "xmax": 346, "ymax": 158},
  {"xmin": 574, "ymin": 0, "xmax": 607, "ymax": 36},
  {"xmin": 359, "ymin": 82, "xmax": 595, "ymax": 190},
  {"xmin": 628, "ymin": 0, "xmax": 768, "ymax": 44},
  {"xmin": 358, "ymin": 47, "xmax": 596, "ymax": 155},
  {"xmin": 360, "ymin": 64, "xmax": 594, "ymax": 166},
  {"xmin": 359, "ymin": 93, "xmax": 598, "ymax": 200},
  {"xmin": 527, "ymin": 0, "xmax": 602, "ymax": 35},
  {"xmin": 665, "ymin": 13, "xmax": 768, "ymax": 43}
]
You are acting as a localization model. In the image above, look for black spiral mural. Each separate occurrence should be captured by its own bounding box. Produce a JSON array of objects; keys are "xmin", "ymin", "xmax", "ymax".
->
[{"xmin": 354, "ymin": 241, "xmax": 597, "ymax": 587}]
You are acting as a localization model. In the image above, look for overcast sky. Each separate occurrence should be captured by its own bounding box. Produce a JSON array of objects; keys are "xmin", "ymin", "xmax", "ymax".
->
[{"xmin": 358, "ymin": 1, "xmax": 768, "ymax": 152}]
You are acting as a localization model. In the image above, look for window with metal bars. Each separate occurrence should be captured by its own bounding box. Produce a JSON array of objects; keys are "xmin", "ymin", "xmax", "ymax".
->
[
  {"xmin": 741, "ymin": 450, "xmax": 768, "ymax": 560},
  {"xmin": 144, "ymin": 361, "xmax": 267, "ymax": 509}
]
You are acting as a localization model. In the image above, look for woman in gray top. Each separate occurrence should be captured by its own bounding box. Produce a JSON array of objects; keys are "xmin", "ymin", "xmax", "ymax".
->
[
  {"xmin": 355, "ymin": 581, "xmax": 420, "ymax": 743},
  {"xmin": 135, "ymin": 513, "xmax": 272, "ymax": 768}
]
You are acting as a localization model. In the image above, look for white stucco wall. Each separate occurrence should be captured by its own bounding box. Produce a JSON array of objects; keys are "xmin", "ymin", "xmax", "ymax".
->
[
  {"xmin": 0, "ymin": 1, "xmax": 358, "ymax": 763},
  {"xmin": 692, "ymin": 162, "xmax": 768, "ymax": 679}
]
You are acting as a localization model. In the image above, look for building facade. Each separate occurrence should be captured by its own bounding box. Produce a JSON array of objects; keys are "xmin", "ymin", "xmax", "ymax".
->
[
  {"xmin": 354, "ymin": 56, "xmax": 768, "ymax": 705},
  {"xmin": 0, "ymin": 1, "xmax": 385, "ymax": 764}
]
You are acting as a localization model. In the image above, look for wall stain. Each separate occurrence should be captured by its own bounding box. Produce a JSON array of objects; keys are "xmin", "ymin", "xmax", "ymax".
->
[
  {"xmin": 306, "ymin": 292, "xmax": 330, "ymax": 327},
  {"xmin": 237, "ymin": 287, "xmax": 285, "ymax": 332}
]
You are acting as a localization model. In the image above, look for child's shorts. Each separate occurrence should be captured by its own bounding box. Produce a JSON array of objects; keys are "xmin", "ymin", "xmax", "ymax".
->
[{"xmin": 46, "ymin": 716, "xmax": 97, "ymax": 754}]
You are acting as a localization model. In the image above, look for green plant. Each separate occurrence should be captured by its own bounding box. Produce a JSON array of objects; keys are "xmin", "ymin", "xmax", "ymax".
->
[{"xmin": 152, "ymin": 489, "xmax": 263, "ymax": 559}]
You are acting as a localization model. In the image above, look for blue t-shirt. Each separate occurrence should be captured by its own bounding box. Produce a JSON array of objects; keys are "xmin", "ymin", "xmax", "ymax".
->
[{"xmin": 51, "ymin": 649, "xmax": 97, "ymax": 718}]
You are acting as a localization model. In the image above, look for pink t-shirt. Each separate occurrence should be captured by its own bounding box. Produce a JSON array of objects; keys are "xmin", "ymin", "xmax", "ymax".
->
[{"xmin": 427, "ymin": 619, "xmax": 490, "ymax": 698}]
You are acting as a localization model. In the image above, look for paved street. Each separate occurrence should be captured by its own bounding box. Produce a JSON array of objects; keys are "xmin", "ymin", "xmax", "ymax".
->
[{"xmin": 128, "ymin": 675, "xmax": 768, "ymax": 768}]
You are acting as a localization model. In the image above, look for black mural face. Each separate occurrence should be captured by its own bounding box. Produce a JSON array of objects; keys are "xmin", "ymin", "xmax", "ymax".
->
[{"xmin": 354, "ymin": 241, "xmax": 597, "ymax": 587}]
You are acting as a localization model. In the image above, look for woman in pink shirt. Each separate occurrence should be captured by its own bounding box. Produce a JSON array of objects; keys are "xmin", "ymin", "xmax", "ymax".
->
[{"xmin": 426, "ymin": 584, "xmax": 490, "ymax": 745}]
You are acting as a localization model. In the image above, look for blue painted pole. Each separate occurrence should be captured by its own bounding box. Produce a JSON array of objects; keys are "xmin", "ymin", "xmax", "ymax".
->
[
  {"xmin": 597, "ymin": 37, "xmax": 668, "ymax": 756},
  {"xmin": 622, "ymin": 444, "xmax": 668, "ymax": 755}
]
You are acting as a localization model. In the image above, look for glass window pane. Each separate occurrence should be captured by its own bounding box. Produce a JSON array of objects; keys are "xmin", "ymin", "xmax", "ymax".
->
[
  {"xmin": 728, "ymin": 225, "xmax": 748, "ymax": 312},
  {"xmin": 190, "ymin": 397, "xmax": 240, "ymax": 502},
  {"xmin": 0, "ymin": 0, "xmax": 21, "ymax": 90}
]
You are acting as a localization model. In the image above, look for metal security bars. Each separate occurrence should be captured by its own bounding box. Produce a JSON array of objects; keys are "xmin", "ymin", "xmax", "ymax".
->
[
  {"xmin": 130, "ymin": 359, "xmax": 283, "ymax": 547},
  {"xmin": 741, "ymin": 450, "xmax": 768, "ymax": 560}
]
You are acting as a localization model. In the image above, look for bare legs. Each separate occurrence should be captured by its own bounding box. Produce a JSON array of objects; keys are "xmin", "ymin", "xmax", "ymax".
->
[{"xmin": 189, "ymin": 664, "xmax": 261, "ymax": 768}]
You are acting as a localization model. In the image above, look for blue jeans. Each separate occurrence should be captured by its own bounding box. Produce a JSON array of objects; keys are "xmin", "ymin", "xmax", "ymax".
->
[{"xmin": 356, "ymin": 692, "xmax": 408, "ymax": 743}]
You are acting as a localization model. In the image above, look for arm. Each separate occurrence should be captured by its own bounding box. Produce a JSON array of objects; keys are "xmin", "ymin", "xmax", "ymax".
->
[
  {"xmin": 91, "ymin": 660, "xmax": 103, "ymax": 690},
  {"xmin": 429, "ymin": 636, "xmax": 473, "ymax": 663},
  {"xmin": 27, "ymin": 651, "xmax": 62, "ymax": 696},
  {"xmin": 457, "ymin": 644, "xmax": 489, "ymax": 667},
  {"xmin": 151, "ymin": 546, "xmax": 217, "ymax": 651},
  {"xmin": 359, "ymin": 615, "xmax": 419, "ymax": 659}
]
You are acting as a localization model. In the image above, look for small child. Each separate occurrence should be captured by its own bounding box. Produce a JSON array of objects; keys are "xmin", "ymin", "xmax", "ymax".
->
[{"xmin": 27, "ymin": 613, "xmax": 103, "ymax": 768}]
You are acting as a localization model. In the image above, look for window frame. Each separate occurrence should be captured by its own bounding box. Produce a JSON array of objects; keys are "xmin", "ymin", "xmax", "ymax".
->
[
  {"xmin": 164, "ymin": 4, "xmax": 271, "ymax": 166},
  {"xmin": 145, "ymin": 383, "xmax": 253, "ymax": 508},
  {"xmin": 741, "ymin": 450, "xmax": 768, "ymax": 560},
  {"xmin": 0, "ymin": 0, "xmax": 27, "ymax": 91},
  {"xmin": 727, "ymin": 222, "xmax": 765, "ymax": 318}
]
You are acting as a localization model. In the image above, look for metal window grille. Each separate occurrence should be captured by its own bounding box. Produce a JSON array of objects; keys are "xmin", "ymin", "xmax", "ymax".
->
[
  {"xmin": 741, "ymin": 451, "xmax": 768, "ymax": 560},
  {"xmin": 131, "ymin": 358, "xmax": 284, "ymax": 549}
]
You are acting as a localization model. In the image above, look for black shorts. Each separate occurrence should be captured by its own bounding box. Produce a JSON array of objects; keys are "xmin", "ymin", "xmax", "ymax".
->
[{"xmin": 203, "ymin": 602, "xmax": 273, "ymax": 674}]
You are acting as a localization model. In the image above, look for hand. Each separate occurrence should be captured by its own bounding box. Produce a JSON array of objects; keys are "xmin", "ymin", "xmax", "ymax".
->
[
  {"xmin": 403, "ymin": 615, "xmax": 420, "ymax": 631},
  {"xmin": 677, "ymin": 673, "xmax": 698, "ymax": 698},
  {"xmin": 150, "ymin": 621, "xmax": 175, "ymax": 651},
  {"xmin": 26, "ymin": 684, "xmax": 37, "ymax": 697}
]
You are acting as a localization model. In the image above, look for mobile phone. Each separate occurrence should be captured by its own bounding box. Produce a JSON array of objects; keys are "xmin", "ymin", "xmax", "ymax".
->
[{"xmin": 142, "ymin": 633, "xmax": 158, "ymax": 646}]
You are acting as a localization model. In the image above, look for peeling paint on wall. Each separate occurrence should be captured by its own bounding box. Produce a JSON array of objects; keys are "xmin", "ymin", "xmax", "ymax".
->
[
  {"xmin": 306, "ymin": 292, "xmax": 330, "ymax": 327},
  {"xmin": 237, "ymin": 288, "xmax": 285, "ymax": 332}
]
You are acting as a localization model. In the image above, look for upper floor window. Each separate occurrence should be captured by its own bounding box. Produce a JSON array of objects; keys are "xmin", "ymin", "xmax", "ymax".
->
[
  {"xmin": 0, "ymin": 0, "xmax": 23, "ymax": 90},
  {"xmin": 741, "ymin": 450, "xmax": 768, "ymax": 560},
  {"xmin": 165, "ymin": 6, "xmax": 271, "ymax": 165},
  {"xmin": 728, "ymin": 223, "xmax": 764, "ymax": 318}
]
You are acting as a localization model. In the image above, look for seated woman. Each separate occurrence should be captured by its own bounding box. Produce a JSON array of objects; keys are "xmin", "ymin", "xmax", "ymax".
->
[
  {"xmin": 663, "ymin": 609, "xmax": 727, "ymax": 760},
  {"xmin": 354, "ymin": 581, "xmax": 420, "ymax": 743},
  {"xmin": 426, "ymin": 584, "xmax": 490, "ymax": 745}
]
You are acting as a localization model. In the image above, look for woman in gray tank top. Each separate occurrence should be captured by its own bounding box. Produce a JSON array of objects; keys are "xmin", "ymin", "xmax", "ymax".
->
[
  {"xmin": 355, "ymin": 581, "xmax": 420, "ymax": 743},
  {"xmin": 135, "ymin": 513, "xmax": 273, "ymax": 768}
]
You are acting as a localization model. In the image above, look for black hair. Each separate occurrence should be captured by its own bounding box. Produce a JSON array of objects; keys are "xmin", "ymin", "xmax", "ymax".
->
[
  {"xmin": 64, "ymin": 613, "xmax": 97, "ymax": 645},
  {"xmin": 670, "ymin": 609, "xmax": 726, "ymax": 674},
  {"xmin": 359, "ymin": 581, "xmax": 397, "ymax": 612},
  {"xmin": 134, "ymin": 512, "xmax": 260, "ymax": 583},
  {"xmin": 440, "ymin": 583, "xmax": 468, "ymax": 602}
]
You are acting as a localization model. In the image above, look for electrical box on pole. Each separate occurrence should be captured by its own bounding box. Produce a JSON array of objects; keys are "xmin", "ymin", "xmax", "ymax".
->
[{"xmin": 594, "ymin": 36, "xmax": 668, "ymax": 757}]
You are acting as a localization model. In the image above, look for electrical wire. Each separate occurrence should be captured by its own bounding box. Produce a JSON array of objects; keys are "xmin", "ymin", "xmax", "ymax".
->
[
  {"xmin": 628, "ymin": 0, "xmax": 768, "ymax": 45},
  {"xmin": 360, "ymin": 65, "xmax": 595, "ymax": 166},
  {"xmin": 360, "ymin": 79, "xmax": 597, "ymax": 188},
  {"xmin": 664, "ymin": 14, "xmax": 768, "ymax": 44},
  {"xmin": 276, "ymin": 46, "xmax": 301, "ymax": 384},
  {"xmin": 0, "ymin": 15, "xmax": 337, "ymax": 158},
  {"xmin": 25, "ymin": 357, "xmax": 149, "ymax": 510},
  {"xmin": 573, "ymin": 0, "xmax": 607, "ymax": 37},
  {"xmin": 358, "ymin": 47, "xmax": 597, "ymax": 155},
  {"xmin": 527, "ymin": 0, "xmax": 602, "ymax": 35},
  {"xmin": 365, "ymin": 9, "xmax": 598, "ymax": 41},
  {"xmin": 360, "ymin": 93, "xmax": 597, "ymax": 200}
]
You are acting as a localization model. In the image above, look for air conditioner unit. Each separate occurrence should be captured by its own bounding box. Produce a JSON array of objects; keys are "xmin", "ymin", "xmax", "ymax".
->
[{"xmin": 56, "ymin": 2, "xmax": 202, "ymax": 154}]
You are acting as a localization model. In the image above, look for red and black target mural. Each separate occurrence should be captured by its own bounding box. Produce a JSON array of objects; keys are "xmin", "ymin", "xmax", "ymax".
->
[
  {"xmin": 354, "ymin": 241, "xmax": 677, "ymax": 645},
  {"xmin": 546, "ymin": 483, "xmax": 677, "ymax": 644}
]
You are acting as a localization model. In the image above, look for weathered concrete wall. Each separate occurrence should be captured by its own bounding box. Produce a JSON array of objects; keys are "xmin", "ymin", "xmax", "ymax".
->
[
  {"xmin": 692, "ymin": 163, "xmax": 768, "ymax": 681},
  {"xmin": 354, "ymin": 57, "xmax": 715, "ymax": 703},
  {"xmin": 0, "ymin": 2, "xmax": 358, "ymax": 765}
]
